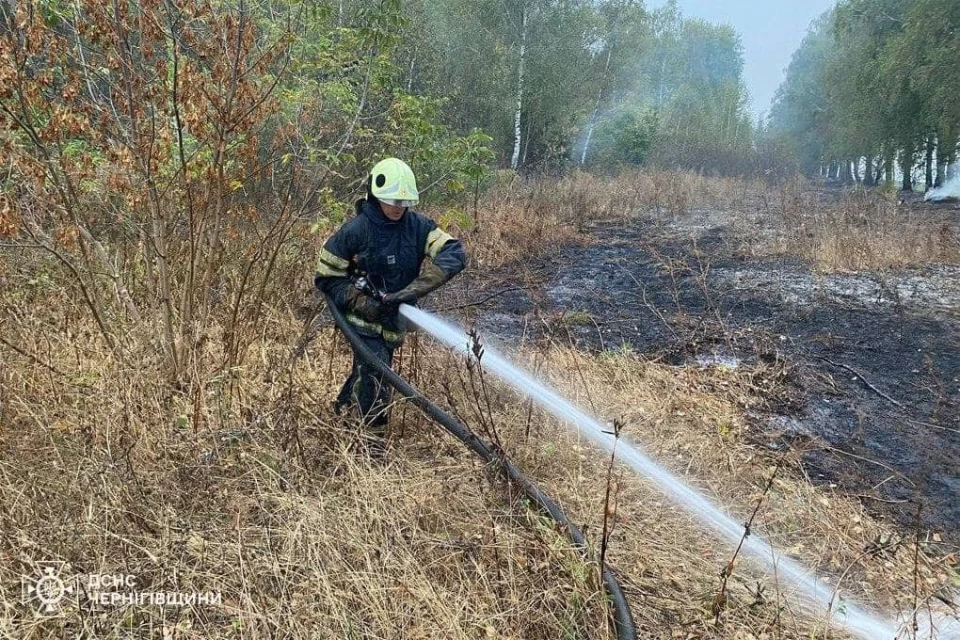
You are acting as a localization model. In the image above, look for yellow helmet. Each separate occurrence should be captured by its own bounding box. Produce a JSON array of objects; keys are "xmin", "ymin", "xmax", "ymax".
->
[{"xmin": 369, "ymin": 157, "xmax": 419, "ymax": 206}]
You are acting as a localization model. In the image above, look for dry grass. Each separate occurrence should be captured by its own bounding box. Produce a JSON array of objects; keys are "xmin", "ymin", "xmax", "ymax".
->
[
  {"xmin": 8, "ymin": 321, "xmax": 943, "ymax": 639},
  {"xmin": 413, "ymin": 342, "xmax": 958, "ymax": 639},
  {"xmin": 2, "ymin": 168, "xmax": 957, "ymax": 639},
  {"xmin": 448, "ymin": 169, "xmax": 762, "ymax": 269},
  {"xmin": 750, "ymin": 182, "xmax": 960, "ymax": 272},
  {"xmin": 448, "ymin": 170, "xmax": 959, "ymax": 274},
  {"xmin": 0, "ymin": 280, "xmax": 613, "ymax": 638}
]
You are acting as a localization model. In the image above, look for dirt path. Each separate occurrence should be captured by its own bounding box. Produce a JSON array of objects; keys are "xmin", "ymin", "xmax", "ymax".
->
[{"xmin": 460, "ymin": 211, "xmax": 959, "ymax": 540}]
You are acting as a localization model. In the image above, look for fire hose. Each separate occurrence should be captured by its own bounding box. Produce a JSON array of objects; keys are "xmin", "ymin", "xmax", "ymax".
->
[{"xmin": 322, "ymin": 292, "xmax": 637, "ymax": 640}]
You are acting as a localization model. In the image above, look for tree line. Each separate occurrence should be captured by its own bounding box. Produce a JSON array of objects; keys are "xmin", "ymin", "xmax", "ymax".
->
[
  {"xmin": 401, "ymin": 0, "xmax": 756, "ymax": 174},
  {"xmin": 0, "ymin": 0, "xmax": 769, "ymax": 376},
  {"xmin": 768, "ymin": 0, "xmax": 960, "ymax": 190},
  {"xmin": 2, "ymin": 0, "xmax": 955, "ymax": 376},
  {"xmin": 0, "ymin": 0, "xmax": 764, "ymax": 239}
]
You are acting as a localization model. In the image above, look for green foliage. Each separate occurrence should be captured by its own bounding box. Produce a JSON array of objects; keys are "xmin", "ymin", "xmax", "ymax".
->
[
  {"xmin": 264, "ymin": 0, "xmax": 497, "ymax": 209},
  {"xmin": 589, "ymin": 107, "xmax": 658, "ymax": 167},
  {"xmin": 310, "ymin": 188, "xmax": 351, "ymax": 235},
  {"xmin": 768, "ymin": 15, "xmax": 834, "ymax": 174},
  {"xmin": 272, "ymin": 0, "xmax": 760, "ymax": 177},
  {"xmin": 462, "ymin": 131, "xmax": 496, "ymax": 176},
  {"xmin": 577, "ymin": 2, "xmax": 757, "ymax": 174},
  {"xmin": 438, "ymin": 207, "xmax": 476, "ymax": 232},
  {"xmin": 769, "ymin": 0, "xmax": 959, "ymax": 184},
  {"xmin": 382, "ymin": 94, "xmax": 491, "ymax": 202},
  {"xmin": 37, "ymin": 0, "xmax": 71, "ymax": 27}
]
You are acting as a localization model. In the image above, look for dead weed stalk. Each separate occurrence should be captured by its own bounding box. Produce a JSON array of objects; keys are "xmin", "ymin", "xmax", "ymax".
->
[{"xmin": 713, "ymin": 455, "xmax": 787, "ymax": 624}]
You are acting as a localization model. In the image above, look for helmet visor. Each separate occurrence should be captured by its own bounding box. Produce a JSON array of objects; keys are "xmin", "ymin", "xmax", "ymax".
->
[{"xmin": 380, "ymin": 198, "xmax": 417, "ymax": 208}]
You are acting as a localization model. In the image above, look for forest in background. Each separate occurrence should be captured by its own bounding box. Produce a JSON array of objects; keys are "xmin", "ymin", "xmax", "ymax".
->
[
  {"xmin": 2, "ymin": 0, "xmax": 958, "ymax": 241},
  {"xmin": 0, "ymin": 0, "xmax": 762, "ymax": 225},
  {"xmin": 768, "ymin": 0, "xmax": 960, "ymax": 189},
  {"xmin": 0, "ymin": 0, "xmax": 956, "ymax": 374}
]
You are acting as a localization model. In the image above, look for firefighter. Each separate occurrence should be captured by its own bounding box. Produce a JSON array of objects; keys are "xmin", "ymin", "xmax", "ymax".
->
[{"xmin": 314, "ymin": 158, "xmax": 467, "ymax": 452}]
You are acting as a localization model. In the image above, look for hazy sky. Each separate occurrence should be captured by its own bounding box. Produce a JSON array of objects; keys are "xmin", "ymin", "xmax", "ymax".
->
[{"xmin": 648, "ymin": 0, "xmax": 836, "ymax": 118}]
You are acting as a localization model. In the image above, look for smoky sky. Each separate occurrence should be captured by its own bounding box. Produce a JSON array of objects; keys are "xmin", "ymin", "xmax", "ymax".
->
[{"xmin": 647, "ymin": 0, "xmax": 836, "ymax": 118}]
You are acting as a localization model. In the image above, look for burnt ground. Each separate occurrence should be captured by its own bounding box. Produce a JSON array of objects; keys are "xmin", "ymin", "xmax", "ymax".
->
[{"xmin": 450, "ymin": 209, "xmax": 960, "ymax": 542}]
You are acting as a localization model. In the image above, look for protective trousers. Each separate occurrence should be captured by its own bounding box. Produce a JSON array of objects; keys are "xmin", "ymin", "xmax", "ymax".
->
[{"xmin": 334, "ymin": 332, "xmax": 395, "ymax": 435}]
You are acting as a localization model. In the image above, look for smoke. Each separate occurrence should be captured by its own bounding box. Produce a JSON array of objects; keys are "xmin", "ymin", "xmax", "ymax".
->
[{"xmin": 925, "ymin": 173, "xmax": 960, "ymax": 201}]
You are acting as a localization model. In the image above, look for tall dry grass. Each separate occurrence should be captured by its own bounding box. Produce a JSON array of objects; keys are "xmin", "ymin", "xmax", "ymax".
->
[
  {"xmin": 455, "ymin": 170, "xmax": 959, "ymax": 274},
  {"xmin": 3, "ymin": 168, "xmax": 957, "ymax": 639},
  {"xmin": 753, "ymin": 181, "xmax": 960, "ymax": 272},
  {"xmin": 0, "ymin": 259, "xmax": 612, "ymax": 637},
  {"xmin": 456, "ymin": 169, "xmax": 763, "ymax": 269}
]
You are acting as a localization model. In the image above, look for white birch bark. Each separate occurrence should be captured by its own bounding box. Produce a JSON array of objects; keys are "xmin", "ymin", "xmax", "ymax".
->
[
  {"xmin": 407, "ymin": 50, "xmax": 417, "ymax": 93},
  {"xmin": 510, "ymin": 6, "xmax": 527, "ymax": 171}
]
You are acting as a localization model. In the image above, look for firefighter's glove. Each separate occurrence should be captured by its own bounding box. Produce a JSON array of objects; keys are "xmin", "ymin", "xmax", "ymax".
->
[
  {"xmin": 382, "ymin": 261, "xmax": 448, "ymax": 307},
  {"xmin": 346, "ymin": 287, "xmax": 388, "ymax": 323}
]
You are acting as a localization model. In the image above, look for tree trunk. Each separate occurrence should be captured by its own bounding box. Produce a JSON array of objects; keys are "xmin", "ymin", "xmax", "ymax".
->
[
  {"xmin": 406, "ymin": 49, "xmax": 417, "ymax": 93},
  {"xmin": 840, "ymin": 160, "xmax": 852, "ymax": 184},
  {"xmin": 900, "ymin": 148, "xmax": 912, "ymax": 192},
  {"xmin": 938, "ymin": 130, "xmax": 958, "ymax": 184},
  {"xmin": 853, "ymin": 158, "xmax": 861, "ymax": 183},
  {"xmin": 581, "ymin": 45, "xmax": 614, "ymax": 165},
  {"xmin": 935, "ymin": 141, "xmax": 946, "ymax": 187},
  {"xmin": 657, "ymin": 56, "xmax": 667, "ymax": 109},
  {"xmin": 863, "ymin": 155, "xmax": 873, "ymax": 185},
  {"xmin": 925, "ymin": 134, "xmax": 934, "ymax": 189},
  {"xmin": 521, "ymin": 114, "xmax": 532, "ymax": 167},
  {"xmin": 510, "ymin": 5, "xmax": 527, "ymax": 171},
  {"xmin": 884, "ymin": 154, "xmax": 893, "ymax": 186}
]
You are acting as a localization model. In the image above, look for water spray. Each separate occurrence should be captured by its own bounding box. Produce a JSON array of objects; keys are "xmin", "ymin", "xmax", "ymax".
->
[{"xmin": 399, "ymin": 304, "xmax": 960, "ymax": 640}]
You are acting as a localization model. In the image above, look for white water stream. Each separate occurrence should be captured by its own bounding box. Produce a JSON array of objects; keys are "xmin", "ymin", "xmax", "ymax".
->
[{"xmin": 400, "ymin": 304, "xmax": 959, "ymax": 640}]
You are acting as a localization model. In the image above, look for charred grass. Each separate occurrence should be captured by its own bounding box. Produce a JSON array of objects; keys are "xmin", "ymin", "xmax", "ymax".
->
[{"xmin": 466, "ymin": 170, "xmax": 959, "ymax": 274}]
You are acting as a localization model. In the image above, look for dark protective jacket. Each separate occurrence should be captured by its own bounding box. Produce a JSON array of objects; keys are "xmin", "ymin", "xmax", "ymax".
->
[{"xmin": 315, "ymin": 198, "xmax": 467, "ymax": 343}]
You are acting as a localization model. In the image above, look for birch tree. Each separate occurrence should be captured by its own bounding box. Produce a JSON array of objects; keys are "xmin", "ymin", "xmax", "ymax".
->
[
  {"xmin": 510, "ymin": 3, "xmax": 527, "ymax": 170},
  {"xmin": 770, "ymin": 0, "xmax": 959, "ymax": 186}
]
